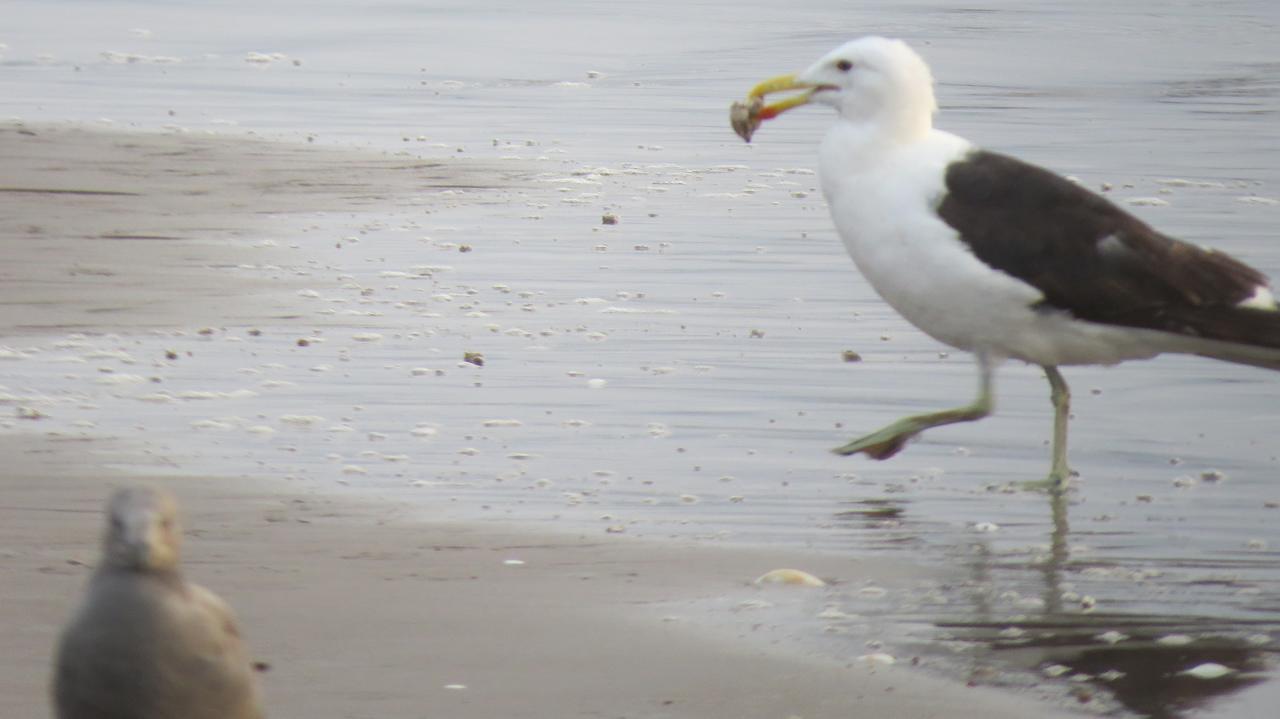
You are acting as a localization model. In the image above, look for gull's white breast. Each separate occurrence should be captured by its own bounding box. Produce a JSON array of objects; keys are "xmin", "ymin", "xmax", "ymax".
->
[{"xmin": 816, "ymin": 125, "xmax": 1169, "ymax": 366}]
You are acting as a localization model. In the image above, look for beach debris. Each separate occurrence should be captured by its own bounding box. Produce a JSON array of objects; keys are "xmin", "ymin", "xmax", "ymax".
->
[
  {"xmin": 816, "ymin": 606, "xmax": 853, "ymax": 620},
  {"xmin": 586, "ymin": 378, "xmax": 607, "ymax": 389},
  {"xmin": 1180, "ymin": 663, "xmax": 1236, "ymax": 680},
  {"xmin": 841, "ymin": 350, "xmax": 863, "ymax": 362},
  {"xmin": 1200, "ymin": 469, "xmax": 1228, "ymax": 483},
  {"xmin": 100, "ymin": 51, "xmax": 181, "ymax": 65},
  {"xmin": 754, "ymin": 568, "xmax": 826, "ymax": 587},
  {"xmin": 191, "ymin": 419, "xmax": 237, "ymax": 431},
  {"xmin": 1238, "ymin": 195, "xmax": 1280, "ymax": 206},
  {"xmin": 463, "ymin": 351, "xmax": 484, "ymax": 367},
  {"xmin": 1094, "ymin": 630, "xmax": 1129, "ymax": 645},
  {"xmin": 95, "ymin": 374, "xmax": 147, "ymax": 386},
  {"xmin": 244, "ymin": 51, "xmax": 294, "ymax": 65},
  {"xmin": 857, "ymin": 652, "xmax": 896, "ymax": 666},
  {"xmin": 601, "ymin": 213, "xmax": 618, "ymax": 225},
  {"xmin": 1125, "ymin": 197, "xmax": 1170, "ymax": 207}
]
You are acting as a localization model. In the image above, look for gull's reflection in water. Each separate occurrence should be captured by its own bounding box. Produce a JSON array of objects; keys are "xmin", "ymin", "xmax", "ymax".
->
[{"xmin": 833, "ymin": 490, "xmax": 1277, "ymax": 717}]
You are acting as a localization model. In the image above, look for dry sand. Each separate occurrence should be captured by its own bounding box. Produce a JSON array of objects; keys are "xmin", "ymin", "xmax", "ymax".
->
[{"xmin": 0, "ymin": 123, "xmax": 1076, "ymax": 718}]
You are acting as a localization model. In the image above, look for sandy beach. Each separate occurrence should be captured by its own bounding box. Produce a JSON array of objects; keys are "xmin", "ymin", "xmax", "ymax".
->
[{"xmin": 0, "ymin": 124, "xmax": 1083, "ymax": 718}]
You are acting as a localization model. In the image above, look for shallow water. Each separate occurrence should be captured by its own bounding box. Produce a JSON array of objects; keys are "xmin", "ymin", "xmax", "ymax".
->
[{"xmin": 3, "ymin": 1, "xmax": 1279, "ymax": 716}]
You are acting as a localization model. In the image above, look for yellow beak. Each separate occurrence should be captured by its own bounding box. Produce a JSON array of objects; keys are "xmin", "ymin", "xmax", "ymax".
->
[
  {"xmin": 747, "ymin": 73, "xmax": 820, "ymax": 118},
  {"xmin": 730, "ymin": 73, "xmax": 819, "ymax": 142}
]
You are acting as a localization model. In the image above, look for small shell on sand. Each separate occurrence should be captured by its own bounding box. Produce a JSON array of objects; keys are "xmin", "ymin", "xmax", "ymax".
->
[
  {"xmin": 857, "ymin": 653, "xmax": 896, "ymax": 666},
  {"xmin": 1180, "ymin": 663, "xmax": 1235, "ymax": 680},
  {"xmin": 753, "ymin": 568, "xmax": 826, "ymax": 587}
]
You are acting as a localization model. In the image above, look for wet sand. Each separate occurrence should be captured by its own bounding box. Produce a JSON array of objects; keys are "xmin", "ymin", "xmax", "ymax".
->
[
  {"xmin": 0, "ymin": 124, "xmax": 1077, "ymax": 718},
  {"xmin": 0, "ymin": 122, "xmax": 516, "ymax": 335}
]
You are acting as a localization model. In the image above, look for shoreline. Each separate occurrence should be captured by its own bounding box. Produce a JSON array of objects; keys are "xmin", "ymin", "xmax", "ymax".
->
[{"xmin": 0, "ymin": 122, "xmax": 1077, "ymax": 718}]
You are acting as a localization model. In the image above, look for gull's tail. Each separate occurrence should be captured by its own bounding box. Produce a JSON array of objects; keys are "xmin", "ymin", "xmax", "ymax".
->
[{"xmin": 1164, "ymin": 305, "xmax": 1280, "ymax": 371}]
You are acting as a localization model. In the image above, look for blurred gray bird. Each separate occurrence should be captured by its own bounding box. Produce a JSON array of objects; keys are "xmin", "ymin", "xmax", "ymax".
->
[{"xmin": 53, "ymin": 486, "xmax": 265, "ymax": 719}]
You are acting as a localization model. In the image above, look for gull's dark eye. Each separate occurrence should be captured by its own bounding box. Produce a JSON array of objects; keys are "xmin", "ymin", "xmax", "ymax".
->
[{"xmin": 836, "ymin": 59, "xmax": 853, "ymax": 72}]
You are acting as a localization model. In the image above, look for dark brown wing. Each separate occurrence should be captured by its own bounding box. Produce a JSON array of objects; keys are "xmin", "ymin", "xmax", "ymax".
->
[{"xmin": 936, "ymin": 150, "xmax": 1280, "ymax": 348}]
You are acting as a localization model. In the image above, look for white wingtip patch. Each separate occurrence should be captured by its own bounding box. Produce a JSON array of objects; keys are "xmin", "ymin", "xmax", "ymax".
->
[{"xmin": 1238, "ymin": 285, "xmax": 1278, "ymax": 311}]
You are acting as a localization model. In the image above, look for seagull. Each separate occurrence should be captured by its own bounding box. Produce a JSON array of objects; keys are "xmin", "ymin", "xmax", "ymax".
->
[
  {"xmin": 53, "ymin": 486, "xmax": 266, "ymax": 719},
  {"xmin": 733, "ymin": 37, "xmax": 1280, "ymax": 490}
]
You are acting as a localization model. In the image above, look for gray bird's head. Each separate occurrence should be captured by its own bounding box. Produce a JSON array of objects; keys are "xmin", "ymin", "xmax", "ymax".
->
[{"xmin": 102, "ymin": 486, "xmax": 183, "ymax": 572}]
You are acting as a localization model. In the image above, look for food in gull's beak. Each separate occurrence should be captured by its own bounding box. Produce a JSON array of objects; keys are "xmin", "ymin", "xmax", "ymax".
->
[{"xmin": 729, "ymin": 96, "xmax": 764, "ymax": 142}]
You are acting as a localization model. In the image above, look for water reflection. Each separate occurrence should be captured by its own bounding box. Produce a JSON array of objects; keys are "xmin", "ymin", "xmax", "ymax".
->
[{"xmin": 833, "ymin": 491, "xmax": 1279, "ymax": 717}]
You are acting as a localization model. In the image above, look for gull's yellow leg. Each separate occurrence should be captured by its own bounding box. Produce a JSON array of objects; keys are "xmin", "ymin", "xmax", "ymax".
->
[{"xmin": 834, "ymin": 354, "xmax": 994, "ymax": 459}]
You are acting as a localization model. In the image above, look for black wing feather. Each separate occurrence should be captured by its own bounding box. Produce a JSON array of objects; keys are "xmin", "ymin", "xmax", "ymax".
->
[{"xmin": 936, "ymin": 150, "xmax": 1280, "ymax": 348}]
